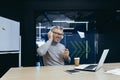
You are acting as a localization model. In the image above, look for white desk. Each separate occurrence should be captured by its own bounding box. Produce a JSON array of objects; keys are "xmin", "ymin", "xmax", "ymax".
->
[{"xmin": 1, "ymin": 63, "xmax": 120, "ymax": 80}]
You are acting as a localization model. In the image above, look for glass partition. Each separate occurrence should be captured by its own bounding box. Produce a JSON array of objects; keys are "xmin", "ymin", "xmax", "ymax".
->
[{"xmin": 36, "ymin": 11, "xmax": 98, "ymax": 65}]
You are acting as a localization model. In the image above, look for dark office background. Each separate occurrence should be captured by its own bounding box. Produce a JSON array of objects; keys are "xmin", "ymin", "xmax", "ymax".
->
[{"xmin": 0, "ymin": 0, "xmax": 120, "ymax": 77}]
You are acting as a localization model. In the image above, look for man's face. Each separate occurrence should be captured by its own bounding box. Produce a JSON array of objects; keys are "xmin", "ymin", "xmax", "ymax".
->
[{"xmin": 52, "ymin": 29, "xmax": 63, "ymax": 43}]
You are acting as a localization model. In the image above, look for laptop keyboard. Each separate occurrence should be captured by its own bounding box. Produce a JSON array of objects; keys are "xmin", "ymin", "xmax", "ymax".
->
[{"xmin": 84, "ymin": 65, "xmax": 97, "ymax": 69}]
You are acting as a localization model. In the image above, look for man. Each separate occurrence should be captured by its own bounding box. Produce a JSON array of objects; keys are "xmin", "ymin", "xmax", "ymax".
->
[{"xmin": 37, "ymin": 26, "xmax": 71, "ymax": 66}]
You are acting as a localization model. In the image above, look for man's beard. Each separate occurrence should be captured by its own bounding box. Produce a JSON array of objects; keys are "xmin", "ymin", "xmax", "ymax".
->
[{"xmin": 52, "ymin": 39, "xmax": 61, "ymax": 45}]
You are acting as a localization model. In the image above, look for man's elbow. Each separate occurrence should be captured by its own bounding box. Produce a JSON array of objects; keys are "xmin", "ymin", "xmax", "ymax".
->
[{"xmin": 37, "ymin": 48, "xmax": 44, "ymax": 56}]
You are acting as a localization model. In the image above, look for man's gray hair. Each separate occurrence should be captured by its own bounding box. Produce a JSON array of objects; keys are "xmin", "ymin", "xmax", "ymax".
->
[{"xmin": 50, "ymin": 26, "xmax": 64, "ymax": 32}]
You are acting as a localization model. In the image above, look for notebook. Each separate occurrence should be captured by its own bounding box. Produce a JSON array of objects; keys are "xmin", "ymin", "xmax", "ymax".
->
[{"xmin": 75, "ymin": 49, "xmax": 109, "ymax": 72}]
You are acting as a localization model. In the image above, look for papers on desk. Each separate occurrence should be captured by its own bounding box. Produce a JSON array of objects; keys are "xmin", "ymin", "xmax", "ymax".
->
[{"xmin": 105, "ymin": 68, "xmax": 120, "ymax": 75}]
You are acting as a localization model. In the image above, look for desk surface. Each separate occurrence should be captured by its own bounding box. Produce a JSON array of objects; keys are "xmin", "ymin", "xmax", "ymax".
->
[{"xmin": 1, "ymin": 63, "xmax": 120, "ymax": 80}]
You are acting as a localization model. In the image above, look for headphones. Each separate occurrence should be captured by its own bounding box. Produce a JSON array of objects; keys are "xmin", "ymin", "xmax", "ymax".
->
[
  {"xmin": 49, "ymin": 26, "xmax": 64, "ymax": 39},
  {"xmin": 61, "ymin": 35, "xmax": 64, "ymax": 39}
]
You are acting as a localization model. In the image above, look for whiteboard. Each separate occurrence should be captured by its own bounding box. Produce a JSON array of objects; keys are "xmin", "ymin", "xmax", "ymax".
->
[{"xmin": 0, "ymin": 16, "xmax": 20, "ymax": 51}]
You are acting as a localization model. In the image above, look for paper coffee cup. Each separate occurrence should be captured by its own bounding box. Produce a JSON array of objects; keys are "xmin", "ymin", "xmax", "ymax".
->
[{"xmin": 74, "ymin": 57, "xmax": 80, "ymax": 66}]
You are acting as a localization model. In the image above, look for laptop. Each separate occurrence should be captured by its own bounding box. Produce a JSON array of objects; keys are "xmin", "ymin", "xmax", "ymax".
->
[{"xmin": 75, "ymin": 49, "xmax": 109, "ymax": 72}]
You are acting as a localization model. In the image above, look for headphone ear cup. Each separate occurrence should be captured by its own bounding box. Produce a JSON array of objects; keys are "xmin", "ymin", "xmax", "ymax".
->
[{"xmin": 61, "ymin": 35, "xmax": 63, "ymax": 39}]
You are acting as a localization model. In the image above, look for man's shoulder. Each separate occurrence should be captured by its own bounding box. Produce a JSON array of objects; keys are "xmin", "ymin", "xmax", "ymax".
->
[{"xmin": 58, "ymin": 43, "xmax": 65, "ymax": 47}]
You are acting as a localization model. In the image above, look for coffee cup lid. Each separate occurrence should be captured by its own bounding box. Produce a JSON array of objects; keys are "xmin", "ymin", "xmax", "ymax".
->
[{"xmin": 74, "ymin": 57, "xmax": 80, "ymax": 59}]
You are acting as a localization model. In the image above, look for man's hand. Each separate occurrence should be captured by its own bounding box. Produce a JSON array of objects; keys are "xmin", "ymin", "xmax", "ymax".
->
[
  {"xmin": 64, "ymin": 48, "xmax": 69, "ymax": 58},
  {"xmin": 48, "ymin": 31, "xmax": 53, "ymax": 39}
]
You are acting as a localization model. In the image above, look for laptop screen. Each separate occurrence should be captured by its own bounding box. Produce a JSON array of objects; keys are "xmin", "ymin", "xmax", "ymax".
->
[{"xmin": 96, "ymin": 49, "xmax": 109, "ymax": 71}]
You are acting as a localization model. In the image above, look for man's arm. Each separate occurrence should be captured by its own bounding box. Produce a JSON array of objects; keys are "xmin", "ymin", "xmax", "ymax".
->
[
  {"xmin": 37, "ymin": 39, "xmax": 52, "ymax": 56},
  {"xmin": 64, "ymin": 56, "xmax": 71, "ymax": 63},
  {"xmin": 37, "ymin": 31, "xmax": 53, "ymax": 56},
  {"xmin": 64, "ymin": 49, "xmax": 71, "ymax": 63}
]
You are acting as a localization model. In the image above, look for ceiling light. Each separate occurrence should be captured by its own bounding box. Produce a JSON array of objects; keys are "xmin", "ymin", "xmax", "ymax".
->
[
  {"xmin": 53, "ymin": 20, "xmax": 75, "ymax": 23},
  {"xmin": 53, "ymin": 20, "xmax": 88, "ymax": 24}
]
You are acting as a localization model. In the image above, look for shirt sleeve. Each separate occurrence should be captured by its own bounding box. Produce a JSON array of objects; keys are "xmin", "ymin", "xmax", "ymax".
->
[
  {"xmin": 64, "ymin": 56, "xmax": 71, "ymax": 63},
  {"xmin": 63, "ymin": 47, "xmax": 71, "ymax": 63},
  {"xmin": 37, "ymin": 39, "xmax": 53, "ymax": 56}
]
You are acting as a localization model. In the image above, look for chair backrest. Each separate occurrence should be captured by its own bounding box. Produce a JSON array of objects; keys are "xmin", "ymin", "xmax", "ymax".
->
[{"xmin": 39, "ymin": 56, "xmax": 44, "ymax": 66}]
